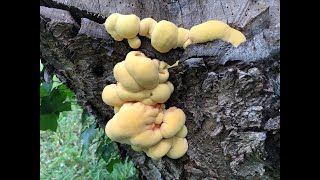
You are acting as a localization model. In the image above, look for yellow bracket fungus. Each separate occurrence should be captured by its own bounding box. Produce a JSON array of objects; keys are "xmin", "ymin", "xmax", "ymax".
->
[
  {"xmin": 102, "ymin": 51, "xmax": 189, "ymax": 160},
  {"xmin": 102, "ymin": 51, "xmax": 175, "ymax": 107},
  {"xmin": 104, "ymin": 13, "xmax": 141, "ymax": 48},
  {"xmin": 104, "ymin": 13, "xmax": 246, "ymax": 53},
  {"xmin": 105, "ymin": 102, "xmax": 188, "ymax": 159},
  {"xmin": 189, "ymin": 20, "xmax": 246, "ymax": 48},
  {"xmin": 160, "ymin": 107, "xmax": 186, "ymax": 138}
]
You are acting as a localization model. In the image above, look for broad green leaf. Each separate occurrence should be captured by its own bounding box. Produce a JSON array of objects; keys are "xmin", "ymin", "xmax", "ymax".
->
[
  {"xmin": 106, "ymin": 158, "xmax": 121, "ymax": 173},
  {"xmin": 51, "ymin": 75, "xmax": 63, "ymax": 90},
  {"xmin": 110, "ymin": 158, "xmax": 138, "ymax": 180},
  {"xmin": 81, "ymin": 110, "xmax": 88, "ymax": 125},
  {"xmin": 40, "ymin": 88, "xmax": 71, "ymax": 114},
  {"xmin": 40, "ymin": 86, "xmax": 49, "ymax": 97},
  {"xmin": 58, "ymin": 84, "xmax": 74, "ymax": 99},
  {"xmin": 95, "ymin": 140, "xmax": 105, "ymax": 158},
  {"xmin": 41, "ymin": 82, "xmax": 53, "ymax": 93},
  {"xmin": 80, "ymin": 124, "xmax": 97, "ymax": 155},
  {"xmin": 40, "ymin": 113, "xmax": 59, "ymax": 131},
  {"xmin": 101, "ymin": 142, "xmax": 120, "ymax": 168}
]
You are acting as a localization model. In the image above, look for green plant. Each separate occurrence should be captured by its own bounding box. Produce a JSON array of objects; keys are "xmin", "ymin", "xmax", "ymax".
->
[
  {"xmin": 40, "ymin": 61, "xmax": 138, "ymax": 179},
  {"xmin": 40, "ymin": 60, "xmax": 74, "ymax": 131}
]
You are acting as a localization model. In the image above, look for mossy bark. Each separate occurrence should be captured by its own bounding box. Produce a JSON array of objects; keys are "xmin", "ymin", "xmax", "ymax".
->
[{"xmin": 40, "ymin": 0, "xmax": 280, "ymax": 179}]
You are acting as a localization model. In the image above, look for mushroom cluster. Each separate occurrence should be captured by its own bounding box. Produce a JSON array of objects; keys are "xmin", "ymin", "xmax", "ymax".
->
[
  {"xmin": 104, "ymin": 13, "xmax": 246, "ymax": 53},
  {"xmin": 102, "ymin": 51, "xmax": 188, "ymax": 160},
  {"xmin": 102, "ymin": 51, "xmax": 176, "ymax": 112}
]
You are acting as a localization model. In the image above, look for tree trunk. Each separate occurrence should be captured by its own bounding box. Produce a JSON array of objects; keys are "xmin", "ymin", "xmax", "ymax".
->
[{"xmin": 40, "ymin": 0, "xmax": 280, "ymax": 179}]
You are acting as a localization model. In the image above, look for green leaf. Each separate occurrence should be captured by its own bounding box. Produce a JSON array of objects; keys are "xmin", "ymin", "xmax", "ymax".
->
[
  {"xmin": 100, "ymin": 142, "xmax": 120, "ymax": 167},
  {"xmin": 80, "ymin": 124, "xmax": 97, "ymax": 155},
  {"xmin": 58, "ymin": 84, "xmax": 74, "ymax": 99},
  {"xmin": 40, "ymin": 113, "xmax": 59, "ymax": 131},
  {"xmin": 51, "ymin": 75, "xmax": 63, "ymax": 90},
  {"xmin": 81, "ymin": 110, "xmax": 88, "ymax": 125},
  {"xmin": 101, "ymin": 143, "xmax": 119, "ymax": 163},
  {"xmin": 110, "ymin": 158, "xmax": 138, "ymax": 180},
  {"xmin": 40, "ymin": 88, "xmax": 71, "ymax": 114},
  {"xmin": 41, "ymin": 82, "xmax": 53, "ymax": 93},
  {"xmin": 95, "ymin": 140, "xmax": 105, "ymax": 158},
  {"xmin": 40, "ymin": 85, "xmax": 49, "ymax": 97},
  {"xmin": 106, "ymin": 158, "xmax": 121, "ymax": 173}
]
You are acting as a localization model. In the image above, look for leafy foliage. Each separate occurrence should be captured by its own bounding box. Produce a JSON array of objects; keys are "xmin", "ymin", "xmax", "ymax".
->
[
  {"xmin": 40, "ymin": 61, "xmax": 74, "ymax": 131},
  {"xmin": 80, "ymin": 123, "xmax": 97, "ymax": 156},
  {"xmin": 110, "ymin": 157, "xmax": 139, "ymax": 180},
  {"xmin": 80, "ymin": 112, "xmax": 139, "ymax": 179},
  {"xmin": 40, "ymin": 61, "xmax": 138, "ymax": 179}
]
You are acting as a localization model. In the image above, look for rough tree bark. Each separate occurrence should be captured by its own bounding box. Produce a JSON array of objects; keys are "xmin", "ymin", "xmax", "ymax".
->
[{"xmin": 40, "ymin": 0, "xmax": 280, "ymax": 179}]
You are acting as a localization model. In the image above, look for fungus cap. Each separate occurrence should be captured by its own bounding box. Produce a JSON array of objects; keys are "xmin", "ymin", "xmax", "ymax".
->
[
  {"xmin": 104, "ymin": 13, "xmax": 124, "ymax": 41},
  {"xmin": 148, "ymin": 81, "xmax": 174, "ymax": 104},
  {"xmin": 189, "ymin": 20, "xmax": 246, "ymax": 47},
  {"xmin": 176, "ymin": 28, "xmax": 190, "ymax": 48},
  {"xmin": 113, "ymin": 61, "xmax": 144, "ymax": 92},
  {"xmin": 131, "ymin": 145, "xmax": 144, "ymax": 152},
  {"xmin": 145, "ymin": 138, "xmax": 173, "ymax": 160},
  {"xmin": 115, "ymin": 14, "xmax": 140, "ymax": 39},
  {"xmin": 128, "ymin": 36, "xmax": 141, "ymax": 49},
  {"xmin": 151, "ymin": 20, "xmax": 178, "ymax": 53},
  {"xmin": 160, "ymin": 107, "xmax": 186, "ymax": 138},
  {"xmin": 105, "ymin": 102, "xmax": 163, "ymax": 147},
  {"xmin": 101, "ymin": 84, "xmax": 125, "ymax": 107},
  {"xmin": 124, "ymin": 51, "xmax": 160, "ymax": 89},
  {"xmin": 139, "ymin": 18, "xmax": 157, "ymax": 38},
  {"xmin": 176, "ymin": 125, "xmax": 188, "ymax": 138},
  {"xmin": 115, "ymin": 83, "xmax": 151, "ymax": 102},
  {"xmin": 166, "ymin": 137, "xmax": 188, "ymax": 159}
]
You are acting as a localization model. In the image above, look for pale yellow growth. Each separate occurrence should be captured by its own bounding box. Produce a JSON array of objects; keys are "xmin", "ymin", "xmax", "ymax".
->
[
  {"xmin": 139, "ymin": 18, "xmax": 157, "ymax": 38},
  {"xmin": 130, "ymin": 129, "xmax": 163, "ymax": 147},
  {"xmin": 153, "ymin": 60, "xmax": 170, "ymax": 83},
  {"xmin": 114, "ymin": 106, "xmax": 120, "ymax": 113},
  {"xmin": 128, "ymin": 36, "xmax": 141, "ymax": 49},
  {"xmin": 104, "ymin": 51, "xmax": 176, "ymax": 106},
  {"xmin": 147, "ymin": 81, "xmax": 174, "ymax": 104},
  {"xmin": 155, "ymin": 111, "xmax": 164, "ymax": 125},
  {"xmin": 104, "ymin": 101, "xmax": 188, "ymax": 160},
  {"xmin": 160, "ymin": 107, "xmax": 186, "ymax": 138},
  {"xmin": 115, "ymin": 14, "xmax": 140, "ymax": 38},
  {"xmin": 114, "ymin": 52, "xmax": 163, "ymax": 92},
  {"xmin": 166, "ymin": 137, "xmax": 188, "ymax": 159},
  {"xmin": 140, "ymin": 20, "xmax": 193, "ymax": 53},
  {"xmin": 125, "ymin": 51, "xmax": 159, "ymax": 89},
  {"xmin": 145, "ymin": 138, "xmax": 173, "ymax": 160},
  {"xmin": 105, "ymin": 102, "xmax": 163, "ymax": 147},
  {"xmin": 115, "ymin": 83, "xmax": 150, "ymax": 102},
  {"xmin": 104, "ymin": 14, "xmax": 246, "ymax": 53},
  {"xmin": 104, "ymin": 13, "xmax": 141, "ymax": 48},
  {"xmin": 176, "ymin": 125, "xmax": 188, "ymax": 138},
  {"xmin": 101, "ymin": 84, "xmax": 125, "ymax": 107},
  {"xmin": 113, "ymin": 61, "xmax": 144, "ymax": 92},
  {"xmin": 151, "ymin": 20, "xmax": 178, "ymax": 53},
  {"xmin": 101, "ymin": 50, "xmax": 189, "ymax": 160},
  {"xmin": 104, "ymin": 81, "xmax": 173, "ymax": 106},
  {"xmin": 104, "ymin": 13, "xmax": 123, "ymax": 41},
  {"xmin": 189, "ymin": 20, "xmax": 246, "ymax": 48},
  {"xmin": 177, "ymin": 28, "xmax": 190, "ymax": 48},
  {"xmin": 183, "ymin": 39, "xmax": 193, "ymax": 49},
  {"xmin": 131, "ymin": 145, "xmax": 144, "ymax": 152}
]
